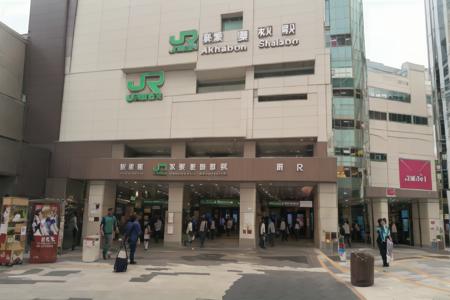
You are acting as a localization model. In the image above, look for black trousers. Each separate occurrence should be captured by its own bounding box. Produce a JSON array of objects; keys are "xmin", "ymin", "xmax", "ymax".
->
[
  {"xmin": 378, "ymin": 241, "xmax": 388, "ymax": 266},
  {"xmin": 344, "ymin": 234, "xmax": 352, "ymax": 248}
]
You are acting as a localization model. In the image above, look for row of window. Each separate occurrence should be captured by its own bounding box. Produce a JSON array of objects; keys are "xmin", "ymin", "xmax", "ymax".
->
[
  {"xmin": 333, "ymin": 119, "xmax": 362, "ymax": 129},
  {"xmin": 370, "ymin": 152, "xmax": 387, "ymax": 162},
  {"xmin": 368, "ymin": 87, "xmax": 411, "ymax": 103},
  {"xmin": 369, "ymin": 110, "xmax": 429, "ymax": 125},
  {"xmin": 335, "ymin": 147, "xmax": 364, "ymax": 157}
]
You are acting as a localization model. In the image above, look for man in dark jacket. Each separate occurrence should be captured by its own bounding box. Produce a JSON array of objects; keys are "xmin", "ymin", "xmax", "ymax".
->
[{"xmin": 125, "ymin": 214, "xmax": 142, "ymax": 265}]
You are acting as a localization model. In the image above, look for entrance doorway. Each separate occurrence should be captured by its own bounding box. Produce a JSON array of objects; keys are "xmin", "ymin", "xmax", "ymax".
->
[
  {"xmin": 258, "ymin": 184, "xmax": 315, "ymax": 245},
  {"xmin": 184, "ymin": 183, "xmax": 240, "ymax": 246},
  {"xmin": 389, "ymin": 200, "xmax": 413, "ymax": 246}
]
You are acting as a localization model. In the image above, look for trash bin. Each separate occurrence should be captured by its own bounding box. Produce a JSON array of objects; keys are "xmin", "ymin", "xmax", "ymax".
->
[
  {"xmin": 82, "ymin": 235, "xmax": 100, "ymax": 262},
  {"xmin": 350, "ymin": 252, "xmax": 374, "ymax": 287}
]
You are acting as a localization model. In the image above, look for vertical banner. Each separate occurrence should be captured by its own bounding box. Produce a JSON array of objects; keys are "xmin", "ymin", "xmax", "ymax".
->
[
  {"xmin": 29, "ymin": 202, "xmax": 61, "ymax": 263},
  {"xmin": 0, "ymin": 197, "xmax": 28, "ymax": 266}
]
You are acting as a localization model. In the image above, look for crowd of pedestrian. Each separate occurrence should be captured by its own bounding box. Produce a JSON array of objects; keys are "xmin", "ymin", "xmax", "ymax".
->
[{"xmin": 258, "ymin": 216, "xmax": 308, "ymax": 249}]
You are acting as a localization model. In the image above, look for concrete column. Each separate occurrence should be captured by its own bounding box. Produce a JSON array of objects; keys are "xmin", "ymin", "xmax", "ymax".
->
[
  {"xmin": 314, "ymin": 183, "xmax": 338, "ymax": 248},
  {"xmin": 239, "ymin": 183, "xmax": 257, "ymax": 249},
  {"xmin": 412, "ymin": 199, "xmax": 441, "ymax": 247},
  {"xmin": 243, "ymin": 141, "xmax": 256, "ymax": 158},
  {"xmin": 164, "ymin": 183, "xmax": 184, "ymax": 247},
  {"xmin": 82, "ymin": 181, "xmax": 116, "ymax": 238},
  {"xmin": 367, "ymin": 198, "xmax": 389, "ymax": 246},
  {"xmin": 171, "ymin": 141, "xmax": 186, "ymax": 159},
  {"xmin": 112, "ymin": 144, "xmax": 125, "ymax": 158}
]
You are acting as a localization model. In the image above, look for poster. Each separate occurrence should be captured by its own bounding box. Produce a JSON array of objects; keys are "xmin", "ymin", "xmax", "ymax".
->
[
  {"xmin": 241, "ymin": 212, "xmax": 254, "ymax": 239},
  {"xmin": 29, "ymin": 202, "xmax": 61, "ymax": 264},
  {"xmin": 0, "ymin": 197, "xmax": 28, "ymax": 266},
  {"xmin": 399, "ymin": 159, "xmax": 432, "ymax": 190}
]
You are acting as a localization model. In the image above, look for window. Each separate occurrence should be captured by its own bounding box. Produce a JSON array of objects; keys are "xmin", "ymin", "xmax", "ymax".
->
[
  {"xmin": 222, "ymin": 13, "xmax": 243, "ymax": 31},
  {"xmin": 389, "ymin": 113, "xmax": 412, "ymax": 124},
  {"xmin": 258, "ymin": 94, "xmax": 307, "ymax": 102},
  {"xmin": 335, "ymin": 147, "xmax": 364, "ymax": 157},
  {"xmin": 370, "ymin": 153, "xmax": 387, "ymax": 162},
  {"xmin": 368, "ymin": 87, "xmax": 410, "ymax": 103},
  {"xmin": 333, "ymin": 89, "xmax": 354, "ymax": 97},
  {"xmin": 254, "ymin": 61, "xmax": 315, "ymax": 78},
  {"xmin": 197, "ymin": 80, "xmax": 245, "ymax": 93},
  {"xmin": 413, "ymin": 116, "xmax": 428, "ymax": 125},
  {"xmin": 426, "ymin": 95, "xmax": 432, "ymax": 104},
  {"xmin": 330, "ymin": 34, "xmax": 352, "ymax": 47},
  {"xmin": 337, "ymin": 166, "xmax": 362, "ymax": 178},
  {"xmin": 369, "ymin": 110, "xmax": 387, "ymax": 120},
  {"xmin": 333, "ymin": 119, "xmax": 360, "ymax": 129}
]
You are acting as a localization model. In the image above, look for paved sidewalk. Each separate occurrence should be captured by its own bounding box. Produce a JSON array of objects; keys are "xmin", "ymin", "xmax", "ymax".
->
[{"xmin": 318, "ymin": 245, "xmax": 450, "ymax": 300}]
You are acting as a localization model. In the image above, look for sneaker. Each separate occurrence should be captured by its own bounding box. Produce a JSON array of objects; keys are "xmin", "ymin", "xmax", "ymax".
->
[{"xmin": 130, "ymin": 261, "xmax": 137, "ymax": 265}]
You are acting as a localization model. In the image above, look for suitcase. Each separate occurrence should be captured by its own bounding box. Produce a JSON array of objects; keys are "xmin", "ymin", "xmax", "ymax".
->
[{"xmin": 113, "ymin": 242, "xmax": 128, "ymax": 273}]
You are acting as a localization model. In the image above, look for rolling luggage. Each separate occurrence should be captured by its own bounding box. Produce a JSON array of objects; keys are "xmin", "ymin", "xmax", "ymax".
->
[{"xmin": 113, "ymin": 241, "xmax": 128, "ymax": 273}]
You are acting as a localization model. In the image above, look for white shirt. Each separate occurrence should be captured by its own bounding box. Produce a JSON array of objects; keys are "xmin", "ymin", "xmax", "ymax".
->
[
  {"xmin": 391, "ymin": 224, "xmax": 397, "ymax": 233},
  {"xmin": 343, "ymin": 223, "xmax": 350, "ymax": 234},
  {"xmin": 280, "ymin": 221, "xmax": 286, "ymax": 231},
  {"xmin": 260, "ymin": 222, "xmax": 266, "ymax": 235},
  {"xmin": 199, "ymin": 220, "xmax": 207, "ymax": 232},
  {"xmin": 227, "ymin": 219, "xmax": 233, "ymax": 229},
  {"xmin": 155, "ymin": 220, "xmax": 162, "ymax": 231},
  {"xmin": 186, "ymin": 222, "xmax": 193, "ymax": 234},
  {"xmin": 210, "ymin": 220, "xmax": 216, "ymax": 230},
  {"xmin": 268, "ymin": 222, "xmax": 276, "ymax": 234}
]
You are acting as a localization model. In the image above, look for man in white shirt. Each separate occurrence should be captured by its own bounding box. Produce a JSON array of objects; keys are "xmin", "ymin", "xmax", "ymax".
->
[
  {"xmin": 154, "ymin": 217, "xmax": 163, "ymax": 243},
  {"xmin": 280, "ymin": 219, "xmax": 288, "ymax": 241},
  {"xmin": 343, "ymin": 220, "xmax": 351, "ymax": 248},
  {"xmin": 268, "ymin": 219, "xmax": 276, "ymax": 247},
  {"xmin": 259, "ymin": 218, "xmax": 266, "ymax": 249}
]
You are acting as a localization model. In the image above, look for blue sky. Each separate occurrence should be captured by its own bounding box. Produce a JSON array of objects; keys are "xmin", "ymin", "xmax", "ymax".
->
[{"xmin": 0, "ymin": 0, "xmax": 429, "ymax": 68}]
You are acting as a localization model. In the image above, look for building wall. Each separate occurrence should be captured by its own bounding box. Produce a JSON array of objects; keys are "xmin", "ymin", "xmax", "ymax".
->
[
  {"xmin": 59, "ymin": 0, "xmax": 332, "ymax": 143},
  {"xmin": 368, "ymin": 62, "xmax": 437, "ymax": 191},
  {"xmin": 0, "ymin": 22, "xmax": 26, "ymax": 142}
]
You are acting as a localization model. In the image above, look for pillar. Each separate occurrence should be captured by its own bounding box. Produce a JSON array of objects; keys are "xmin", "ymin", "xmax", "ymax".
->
[
  {"xmin": 82, "ymin": 181, "xmax": 116, "ymax": 238},
  {"xmin": 368, "ymin": 198, "xmax": 389, "ymax": 246},
  {"xmin": 412, "ymin": 199, "xmax": 441, "ymax": 247},
  {"xmin": 164, "ymin": 183, "xmax": 184, "ymax": 247},
  {"xmin": 315, "ymin": 183, "xmax": 338, "ymax": 248},
  {"xmin": 239, "ymin": 183, "xmax": 257, "ymax": 249},
  {"xmin": 243, "ymin": 141, "xmax": 256, "ymax": 158}
]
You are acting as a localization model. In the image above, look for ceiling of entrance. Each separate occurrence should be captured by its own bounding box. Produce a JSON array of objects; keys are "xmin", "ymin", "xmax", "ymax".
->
[{"xmin": 257, "ymin": 184, "xmax": 314, "ymax": 201}]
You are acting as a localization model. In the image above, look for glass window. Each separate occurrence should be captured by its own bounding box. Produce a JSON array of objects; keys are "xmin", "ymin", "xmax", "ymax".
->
[
  {"xmin": 254, "ymin": 61, "xmax": 315, "ymax": 78},
  {"xmin": 330, "ymin": 34, "xmax": 352, "ymax": 47},
  {"xmin": 389, "ymin": 113, "xmax": 412, "ymax": 124},
  {"xmin": 413, "ymin": 115, "xmax": 428, "ymax": 125},
  {"xmin": 197, "ymin": 80, "xmax": 245, "ymax": 93},
  {"xmin": 369, "ymin": 110, "xmax": 387, "ymax": 120},
  {"xmin": 258, "ymin": 94, "xmax": 307, "ymax": 102},
  {"xmin": 370, "ymin": 153, "xmax": 387, "ymax": 162},
  {"xmin": 222, "ymin": 14, "xmax": 243, "ymax": 31},
  {"xmin": 335, "ymin": 147, "xmax": 364, "ymax": 157},
  {"xmin": 333, "ymin": 119, "xmax": 359, "ymax": 129},
  {"xmin": 369, "ymin": 87, "xmax": 411, "ymax": 103}
]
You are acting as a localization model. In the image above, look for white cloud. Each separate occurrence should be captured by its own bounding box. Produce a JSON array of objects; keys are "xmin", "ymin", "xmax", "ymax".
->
[
  {"xmin": 363, "ymin": 0, "xmax": 428, "ymax": 68},
  {"xmin": 0, "ymin": 0, "xmax": 30, "ymax": 34}
]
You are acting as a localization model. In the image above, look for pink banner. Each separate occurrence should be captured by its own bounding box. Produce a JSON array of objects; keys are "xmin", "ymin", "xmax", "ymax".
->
[{"xmin": 399, "ymin": 159, "xmax": 432, "ymax": 190}]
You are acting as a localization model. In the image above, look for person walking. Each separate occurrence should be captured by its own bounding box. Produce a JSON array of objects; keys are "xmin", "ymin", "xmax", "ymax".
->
[
  {"xmin": 390, "ymin": 221, "xmax": 398, "ymax": 244},
  {"xmin": 100, "ymin": 208, "xmax": 118, "ymax": 260},
  {"xmin": 354, "ymin": 223, "xmax": 361, "ymax": 242},
  {"xmin": 259, "ymin": 218, "xmax": 266, "ymax": 249},
  {"xmin": 153, "ymin": 217, "xmax": 162, "ymax": 243},
  {"xmin": 280, "ymin": 218, "xmax": 288, "ymax": 241},
  {"xmin": 186, "ymin": 218, "xmax": 194, "ymax": 250},
  {"xmin": 143, "ymin": 221, "xmax": 152, "ymax": 251},
  {"xmin": 199, "ymin": 217, "xmax": 208, "ymax": 248},
  {"xmin": 125, "ymin": 214, "xmax": 142, "ymax": 265},
  {"xmin": 70, "ymin": 212, "xmax": 79, "ymax": 251},
  {"xmin": 376, "ymin": 218, "xmax": 391, "ymax": 267},
  {"xmin": 226, "ymin": 218, "xmax": 233, "ymax": 237},
  {"xmin": 343, "ymin": 220, "xmax": 352, "ymax": 248},
  {"xmin": 268, "ymin": 218, "xmax": 276, "ymax": 247},
  {"xmin": 209, "ymin": 218, "xmax": 216, "ymax": 240},
  {"xmin": 294, "ymin": 220, "xmax": 301, "ymax": 241}
]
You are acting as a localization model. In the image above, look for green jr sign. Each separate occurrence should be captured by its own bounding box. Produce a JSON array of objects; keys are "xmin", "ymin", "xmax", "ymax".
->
[
  {"xmin": 153, "ymin": 163, "xmax": 168, "ymax": 176},
  {"xmin": 169, "ymin": 30, "xmax": 199, "ymax": 54},
  {"xmin": 126, "ymin": 71, "xmax": 165, "ymax": 103}
]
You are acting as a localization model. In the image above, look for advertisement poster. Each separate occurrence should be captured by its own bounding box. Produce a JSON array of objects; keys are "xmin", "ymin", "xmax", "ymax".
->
[
  {"xmin": 0, "ymin": 197, "xmax": 28, "ymax": 266},
  {"xmin": 29, "ymin": 202, "xmax": 61, "ymax": 263},
  {"xmin": 399, "ymin": 159, "xmax": 432, "ymax": 190}
]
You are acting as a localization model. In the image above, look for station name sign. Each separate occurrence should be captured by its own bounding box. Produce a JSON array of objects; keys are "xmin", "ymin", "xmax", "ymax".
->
[
  {"xmin": 169, "ymin": 23, "xmax": 299, "ymax": 56},
  {"xmin": 153, "ymin": 162, "xmax": 228, "ymax": 176}
]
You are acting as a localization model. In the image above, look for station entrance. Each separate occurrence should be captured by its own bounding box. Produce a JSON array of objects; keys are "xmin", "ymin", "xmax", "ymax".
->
[{"xmin": 258, "ymin": 183, "xmax": 315, "ymax": 245}]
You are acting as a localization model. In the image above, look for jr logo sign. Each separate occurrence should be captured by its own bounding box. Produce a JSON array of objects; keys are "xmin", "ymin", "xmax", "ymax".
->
[
  {"xmin": 153, "ymin": 163, "xmax": 168, "ymax": 176},
  {"xmin": 169, "ymin": 30, "xmax": 199, "ymax": 54},
  {"xmin": 126, "ymin": 71, "xmax": 165, "ymax": 103}
]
